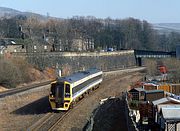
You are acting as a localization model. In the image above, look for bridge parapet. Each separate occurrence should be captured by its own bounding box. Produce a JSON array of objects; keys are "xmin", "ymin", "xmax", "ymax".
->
[
  {"xmin": 134, "ymin": 50, "xmax": 174, "ymax": 58},
  {"xmin": 134, "ymin": 50, "xmax": 175, "ymax": 66}
]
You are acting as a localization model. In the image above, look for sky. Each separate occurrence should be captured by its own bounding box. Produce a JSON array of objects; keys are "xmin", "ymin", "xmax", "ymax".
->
[{"xmin": 0, "ymin": 0, "xmax": 180, "ymax": 23}]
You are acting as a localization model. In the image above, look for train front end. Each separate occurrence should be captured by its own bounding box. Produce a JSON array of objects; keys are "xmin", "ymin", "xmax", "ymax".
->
[{"xmin": 49, "ymin": 81, "xmax": 72, "ymax": 111}]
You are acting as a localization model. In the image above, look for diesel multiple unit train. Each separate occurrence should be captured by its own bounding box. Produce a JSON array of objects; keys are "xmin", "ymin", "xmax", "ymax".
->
[{"xmin": 49, "ymin": 68, "xmax": 103, "ymax": 111}]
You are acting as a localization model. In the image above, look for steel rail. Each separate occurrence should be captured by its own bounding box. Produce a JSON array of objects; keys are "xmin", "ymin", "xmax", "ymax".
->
[{"xmin": 0, "ymin": 80, "xmax": 54, "ymax": 98}]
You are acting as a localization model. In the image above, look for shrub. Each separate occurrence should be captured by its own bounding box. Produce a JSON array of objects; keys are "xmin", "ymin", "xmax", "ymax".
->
[
  {"xmin": 163, "ymin": 58, "xmax": 180, "ymax": 83},
  {"xmin": 0, "ymin": 57, "xmax": 31, "ymax": 88},
  {"xmin": 129, "ymin": 100, "xmax": 139, "ymax": 109},
  {"xmin": 144, "ymin": 59, "xmax": 158, "ymax": 76}
]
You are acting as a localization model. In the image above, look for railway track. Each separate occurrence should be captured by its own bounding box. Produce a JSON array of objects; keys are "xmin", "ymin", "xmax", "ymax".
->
[
  {"xmin": 0, "ymin": 80, "xmax": 54, "ymax": 98},
  {"xmin": 27, "ymin": 112, "xmax": 66, "ymax": 131},
  {"xmin": 27, "ymin": 96, "xmax": 85, "ymax": 131}
]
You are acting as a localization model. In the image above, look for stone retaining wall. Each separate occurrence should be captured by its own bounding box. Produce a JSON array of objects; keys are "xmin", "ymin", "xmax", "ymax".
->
[{"xmin": 12, "ymin": 50, "xmax": 136, "ymax": 74}]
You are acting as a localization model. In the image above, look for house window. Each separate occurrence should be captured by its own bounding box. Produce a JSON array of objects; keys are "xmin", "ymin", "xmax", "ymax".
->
[
  {"xmin": 44, "ymin": 45, "xmax": 47, "ymax": 50},
  {"xmin": 34, "ymin": 45, "xmax": 37, "ymax": 49}
]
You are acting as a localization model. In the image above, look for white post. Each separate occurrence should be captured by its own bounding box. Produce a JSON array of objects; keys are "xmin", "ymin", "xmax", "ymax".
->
[{"xmin": 59, "ymin": 69, "xmax": 61, "ymax": 77}]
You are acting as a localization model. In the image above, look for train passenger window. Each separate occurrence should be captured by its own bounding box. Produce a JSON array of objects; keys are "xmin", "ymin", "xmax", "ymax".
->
[{"xmin": 65, "ymin": 84, "xmax": 71, "ymax": 98}]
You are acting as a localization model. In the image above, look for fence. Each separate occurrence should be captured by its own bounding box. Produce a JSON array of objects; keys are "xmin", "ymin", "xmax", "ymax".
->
[{"xmin": 123, "ymin": 92, "xmax": 139, "ymax": 131}]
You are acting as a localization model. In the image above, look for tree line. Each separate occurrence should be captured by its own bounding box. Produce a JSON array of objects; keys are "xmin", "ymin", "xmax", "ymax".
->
[{"xmin": 0, "ymin": 15, "xmax": 179, "ymax": 51}]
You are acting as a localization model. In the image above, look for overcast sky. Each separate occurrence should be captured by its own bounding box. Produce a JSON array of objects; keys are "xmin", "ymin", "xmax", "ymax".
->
[{"xmin": 0, "ymin": 0, "xmax": 180, "ymax": 23}]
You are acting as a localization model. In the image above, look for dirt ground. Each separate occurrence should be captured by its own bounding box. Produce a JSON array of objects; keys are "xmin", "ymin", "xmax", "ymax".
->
[
  {"xmin": 0, "ymin": 71, "xmax": 143, "ymax": 131},
  {"xmin": 0, "ymin": 85, "xmax": 51, "ymax": 131}
]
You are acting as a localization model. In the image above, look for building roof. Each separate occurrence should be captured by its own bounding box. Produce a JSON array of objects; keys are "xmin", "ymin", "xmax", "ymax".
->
[
  {"xmin": 129, "ymin": 87, "xmax": 145, "ymax": 92},
  {"xmin": 157, "ymin": 104, "xmax": 180, "ymax": 112},
  {"xmin": 153, "ymin": 97, "xmax": 180, "ymax": 105},
  {"xmin": 171, "ymin": 83, "xmax": 180, "ymax": 86},
  {"xmin": 7, "ymin": 44, "xmax": 23, "ymax": 46},
  {"xmin": 162, "ymin": 107, "xmax": 180, "ymax": 121},
  {"xmin": 0, "ymin": 40, "xmax": 5, "ymax": 46},
  {"xmin": 0, "ymin": 38, "xmax": 15, "ymax": 46},
  {"xmin": 143, "ymin": 82, "xmax": 158, "ymax": 86},
  {"xmin": 145, "ymin": 90, "xmax": 164, "ymax": 94}
]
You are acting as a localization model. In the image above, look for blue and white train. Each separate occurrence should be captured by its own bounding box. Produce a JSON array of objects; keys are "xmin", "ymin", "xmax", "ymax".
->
[{"xmin": 49, "ymin": 68, "xmax": 103, "ymax": 111}]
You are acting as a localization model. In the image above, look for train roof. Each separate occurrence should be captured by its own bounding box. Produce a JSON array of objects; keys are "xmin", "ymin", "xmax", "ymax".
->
[{"xmin": 57, "ymin": 68, "xmax": 102, "ymax": 83}]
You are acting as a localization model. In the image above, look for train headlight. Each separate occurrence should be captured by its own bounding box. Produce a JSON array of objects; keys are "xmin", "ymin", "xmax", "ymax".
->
[{"xmin": 50, "ymin": 94, "xmax": 54, "ymax": 97}]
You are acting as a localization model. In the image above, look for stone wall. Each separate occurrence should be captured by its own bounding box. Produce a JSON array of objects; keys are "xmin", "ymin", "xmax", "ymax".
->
[{"xmin": 12, "ymin": 50, "xmax": 136, "ymax": 74}]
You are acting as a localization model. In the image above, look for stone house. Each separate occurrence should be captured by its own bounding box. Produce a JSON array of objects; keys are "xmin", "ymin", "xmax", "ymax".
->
[
  {"xmin": 0, "ymin": 39, "xmax": 26, "ymax": 53},
  {"xmin": 71, "ymin": 37, "xmax": 94, "ymax": 52},
  {"xmin": 5, "ymin": 44, "xmax": 26, "ymax": 53},
  {"xmin": 26, "ymin": 38, "xmax": 52, "ymax": 53}
]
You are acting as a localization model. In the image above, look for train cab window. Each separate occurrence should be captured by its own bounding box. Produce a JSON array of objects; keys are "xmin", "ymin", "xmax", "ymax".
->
[
  {"xmin": 50, "ymin": 82, "xmax": 64, "ymax": 98},
  {"xmin": 65, "ymin": 84, "xmax": 71, "ymax": 98},
  {"xmin": 50, "ymin": 83, "xmax": 56, "ymax": 96}
]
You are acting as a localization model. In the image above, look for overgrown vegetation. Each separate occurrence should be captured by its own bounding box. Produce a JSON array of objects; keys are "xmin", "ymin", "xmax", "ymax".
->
[
  {"xmin": 144, "ymin": 59, "xmax": 158, "ymax": 77},
  {"xmin": 163, "ymin": 58, "xmax": 180, "ymax": 83},
  {"xmin": 144, "ymin": 58, "xmax": 180, "ymax": 83},
  {"xmin": 129, "ymin": 100, "xmax": 139, "ymax": 109},
  {"xmin": 0, "ymin": 57, "xmax": 31, "ymax": 88}
]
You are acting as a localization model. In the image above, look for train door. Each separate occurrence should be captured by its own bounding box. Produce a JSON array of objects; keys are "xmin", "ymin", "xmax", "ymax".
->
[
  {"xmin": 55, "ymin": 82, "xmax": 64, "ymax": 108},
  {"xmin": 65, "ymin": 83, "xmax": 71, "ymax": 98},
  {"xmin": 64, "ymin": 82, "xmax": 72, "ymax": 110}
]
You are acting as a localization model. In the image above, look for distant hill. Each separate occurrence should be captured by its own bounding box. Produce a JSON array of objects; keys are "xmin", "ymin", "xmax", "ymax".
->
[
  {"xmin": 0, "ymin": 7, "xmax": 21, "ymax": 18},
  {"xmin": 152, "ymin": 23, "xmax": 180, "ymax": 34},
  {"xmin": 0, "ymin": 7, "xmax": 50, "ymax": 21}
]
